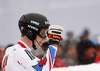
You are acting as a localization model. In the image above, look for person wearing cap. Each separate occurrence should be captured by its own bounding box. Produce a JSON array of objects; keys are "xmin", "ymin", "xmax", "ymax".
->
[{"xmin": 77, "ymin": 39, "xmax": 96, "ymax": 65}]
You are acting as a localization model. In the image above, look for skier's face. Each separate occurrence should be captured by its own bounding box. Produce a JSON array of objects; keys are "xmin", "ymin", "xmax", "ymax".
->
[{"xmin": 34, "ymin": 35, "xmax": 47, "ymax": 49}]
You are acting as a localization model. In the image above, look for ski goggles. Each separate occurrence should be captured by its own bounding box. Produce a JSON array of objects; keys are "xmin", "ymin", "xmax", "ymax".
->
[{"xmin": 39, "ymin": 28, "xmax": 48, "ymax": 38}]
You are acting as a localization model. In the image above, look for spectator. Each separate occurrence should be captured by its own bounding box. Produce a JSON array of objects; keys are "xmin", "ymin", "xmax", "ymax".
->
[
  {"xmin": 61, "ymin": 31, "xmax": 77, "ymax": 57},
  {"xmin": 61, "ymin": 31, "xmax": 78, "ymax": 65},
  {"xmin": 80, "ymin": 29, "xmax": 90, "ymax": 41},
  {"xmin": 65, "ymin": 31, "xmax": 77, "ymax": 46},
  {"xmin": 56, "ymin": 42, "xmax": 64, "ymax": 59},
  {"xmin": 64, "ymin": 42, "xmax": 79, "ymax": 66},
  {"xmin": 0, "ymin": 43, "xmax": 14, "ymax": 71},
  {"xmin": 61, "ymin": 31, "xmax": 76, "ymax": 49},
  {"xmin": 92, "ymin": 35, "xmax": 100, "ymax": 63},
  {"xmin": 0, "ymin": 46, "xmax": 6, "ymax": 71},
  {"xmin": 77, "ymin": 39, "xmax": 96, "ymax": 65}
]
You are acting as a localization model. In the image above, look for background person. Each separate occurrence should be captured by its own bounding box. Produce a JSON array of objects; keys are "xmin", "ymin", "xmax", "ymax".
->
[
  {"xmin": 77, "ymin": 39, "xmax": 96, "ymax": 65},
  {"xmin": 92, "ymin": 35, "xmax": 100, "ymax": 63},
  {"xmin": 0, "ymin": 46, "xmax": 6, "ymax": 71}
]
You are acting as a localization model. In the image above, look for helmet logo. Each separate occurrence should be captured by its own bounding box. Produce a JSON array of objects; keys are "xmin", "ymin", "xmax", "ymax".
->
[
  {"xmin": 30, "ymin": 20, "xmax": 39, "ymax": 25},
  {"xmin": 21, "ymin": 27, "xmax": 24, "ymax": 30},
  {"xmin": 28, "ymin": 25, "xmax": 38, "ymax": 31}
]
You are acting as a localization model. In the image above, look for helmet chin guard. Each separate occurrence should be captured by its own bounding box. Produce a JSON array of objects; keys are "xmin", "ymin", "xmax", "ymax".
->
[
  {"xmin": 18, "ymin": 13, "xmax": 50, "ymax": 49},
  {"xmin": 32, "ymin": 40, "xmax": 37, "ymax": 50},
  {"xmin": 25, "ymin": 30, "xmax": 37, "ymax": 50}
]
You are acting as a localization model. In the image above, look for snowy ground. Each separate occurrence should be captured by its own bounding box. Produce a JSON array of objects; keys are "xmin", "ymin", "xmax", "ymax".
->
[{"xmin": 51, "ymin": 63, "xmax": 100, "ymax": 71}]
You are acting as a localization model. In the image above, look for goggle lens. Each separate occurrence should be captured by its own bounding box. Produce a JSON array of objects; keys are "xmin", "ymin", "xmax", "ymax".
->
[{"xmin": 39, "ymin": 29, "xmax": 48, "ymax": 38}]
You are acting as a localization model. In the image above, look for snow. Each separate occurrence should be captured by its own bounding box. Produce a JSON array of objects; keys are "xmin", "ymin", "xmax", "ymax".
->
[{"xmin": 51, "ymin": 63, "xmax": 100, "ymax": 71}]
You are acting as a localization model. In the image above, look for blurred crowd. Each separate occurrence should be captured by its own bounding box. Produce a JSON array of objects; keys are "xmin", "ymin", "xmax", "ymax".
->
[
  {"xmin": 0, "ymin": 44, "xmax": 14, "ymax": 71},
  {"xmin": 0, "ymin": 29, "xmax": 100, "ymax": 70}
]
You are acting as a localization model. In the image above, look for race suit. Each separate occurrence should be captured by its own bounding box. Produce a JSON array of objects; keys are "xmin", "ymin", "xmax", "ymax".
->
[{"xmin": 2, "ymin": 40, "xmax": 57, "ymax": 71}]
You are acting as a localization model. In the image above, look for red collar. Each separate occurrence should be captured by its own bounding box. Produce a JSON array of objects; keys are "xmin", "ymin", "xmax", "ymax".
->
[{"xmin": 17, "ymin": 41, "xmax": 26, "ymax": 48}]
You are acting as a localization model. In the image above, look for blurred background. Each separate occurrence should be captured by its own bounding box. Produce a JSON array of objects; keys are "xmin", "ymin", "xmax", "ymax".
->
[
  {"xmin": 0, "ymin": 0, "xmax": 100, "ymax": 45},
  {"xmin": 0, "ymin": 0, "xmax": 100, "ymax": 70}
]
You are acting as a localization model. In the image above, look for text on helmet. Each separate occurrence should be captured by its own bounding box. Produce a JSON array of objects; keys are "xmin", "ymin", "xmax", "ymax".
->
[
  {"xmin": 28, "ymin": 25, "xmax": 38, "ymax": 31},
  {"xmin": 30, "ymin": 20, "xmax": 39, "ymax": 25}
]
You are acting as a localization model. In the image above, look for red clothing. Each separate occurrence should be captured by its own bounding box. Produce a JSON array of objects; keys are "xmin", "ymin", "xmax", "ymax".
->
[
  {"xmin": 38, "ymin": 56, "xmax": 67, "ymax": 68},
  {"xmin": 94, "ymin": 52, "xmax": 100, "ymax": 63},
  {"xmin": 53, "ymin": 57, "xmax": 67, "ymax": 68}
]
